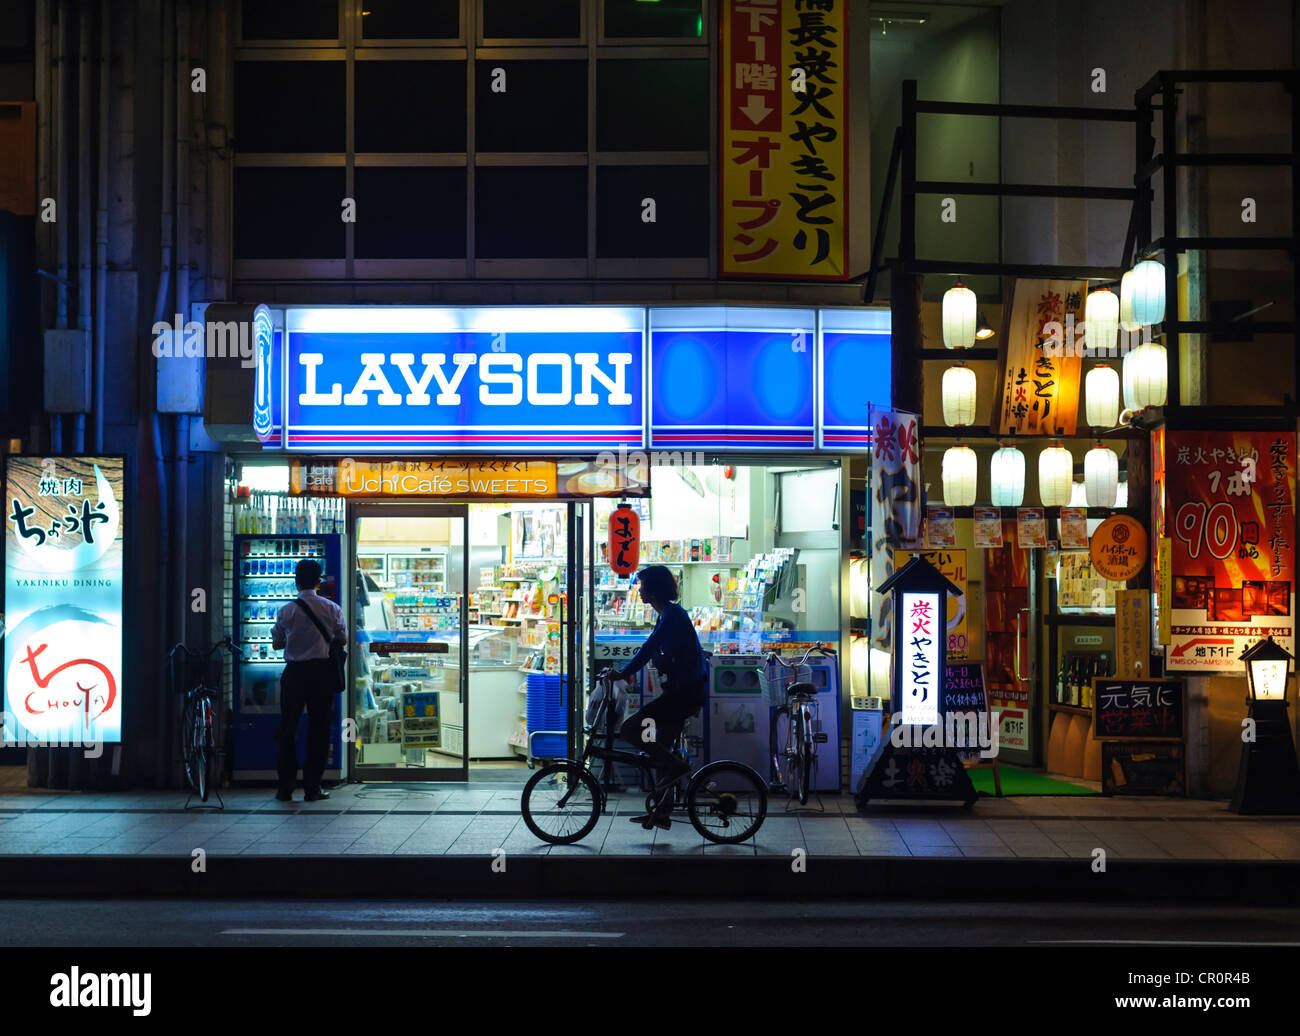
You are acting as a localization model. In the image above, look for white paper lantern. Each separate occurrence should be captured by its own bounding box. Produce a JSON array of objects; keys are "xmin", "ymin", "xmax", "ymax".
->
[
  {"xmin": 1085, "ymin": 288, "xmax": 1119, "ymax": 356},
  {"xmin": 1084, "ymin": 363, "xmax": 1120, "ymax": 429},
  {"xmin": 990, "ymin": 444, "xmax": 1025, "ymax": 507},
  {"xmin": 1119, "ymin": 269, "xmax": 1140, "ymax": 332},
  {"xmin": 942, "ymin": 364, "xmax": 977, "ymax": 427},
  {"xmin": 850, "ymin": 636, "xmax": 871, "ymax": 695},
  {"xmin": 942, "ymin": 283, "xmax": 977, "ymax": 350},
  {"xmin": 943, "ymin": 444, "xmax": 978, "ymax": 506},
  {"xmin": 1131, "ymin": 259, "xmax": 1166, "ymax": 326},
  {"xmin": 850, "ymin": 557, "xmax": 870, "ymax": 617},
  {"xmin": 1084, "ymin": 445, "xmax": 1119, "ymax": 508},
  {"xmin": 1038, "ymin": 444, "xmax": 1074, "ymax": 507},
  {"xmin": 1123, "ymin": 342, "xmax": 1168, "ymax": 409}
]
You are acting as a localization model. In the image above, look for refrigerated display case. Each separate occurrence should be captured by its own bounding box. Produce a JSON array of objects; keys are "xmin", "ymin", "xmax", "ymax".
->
[
  {"xmin": 233, "ymin": 533, "xmax": 346, "ymax": 781},
  {"xmin": 388, "ymin": 549, "xmax": 447, "ymax": 591}
]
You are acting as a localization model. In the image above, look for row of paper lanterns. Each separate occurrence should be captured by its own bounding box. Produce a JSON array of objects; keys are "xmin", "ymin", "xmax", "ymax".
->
[
  {"xmin": 941, "ymin": 259, "xmax": 1166, "ymax": 351},
  {"xmin": 942, "ymin": 441, "xmax": 1119, "ymax": 508},
  {"xmin": 942, "ymin": 260, "xmax": 1168, "ymax": 426},
  {"xmin": 945, "ymin": 348, "xmax": 1167, "ymax": 431}
]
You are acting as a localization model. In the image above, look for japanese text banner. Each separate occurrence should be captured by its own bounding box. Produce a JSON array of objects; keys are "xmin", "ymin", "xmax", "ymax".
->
[
  {"xmin": 720, "ymin": 0, "xmax": 848, "ymax": 279},
  {"xmin": 1166, "ymin": 431, "xmax": 1296, "ymax": 670},
  {"xmin": 998, "ymin": 280, "xmax": 1085, "ymax": 435}
]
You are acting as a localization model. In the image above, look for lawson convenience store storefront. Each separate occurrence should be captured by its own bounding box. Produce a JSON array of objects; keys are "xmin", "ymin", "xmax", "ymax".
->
[{"xmin": 211, "ymin": 305, "xmax": 890, "ymax": 786}]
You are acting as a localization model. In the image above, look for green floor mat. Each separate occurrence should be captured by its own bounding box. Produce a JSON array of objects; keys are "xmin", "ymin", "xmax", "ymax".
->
[{"xmin": 970, "ymin": 764, "xmax": 1098, "ymax": 796}]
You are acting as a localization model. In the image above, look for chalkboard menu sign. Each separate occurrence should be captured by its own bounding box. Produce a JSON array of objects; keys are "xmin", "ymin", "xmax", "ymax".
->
[
  {"xmin": 1093, "ymin": 679, "xmax": 1184, "ymax": 741},
  {"xmin": 1102, "ymin": 741, "xmax": 1186, "ymax": 796},
  {"xmin": 944, "ymin": 663, "xmax": 990, "ymax": 763}
]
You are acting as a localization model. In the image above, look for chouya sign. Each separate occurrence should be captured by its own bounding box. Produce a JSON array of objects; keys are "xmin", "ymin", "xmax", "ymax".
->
[{"xmin": 3, "ymin": 456, "xmax": 124, "ymax": 745}]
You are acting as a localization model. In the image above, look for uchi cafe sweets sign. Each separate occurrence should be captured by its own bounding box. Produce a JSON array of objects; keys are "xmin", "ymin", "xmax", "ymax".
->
[
  {"xmin": 3, "ymin": 457, "xmax": 124, "ymax": 745},
  {"xmin": 1166, "ymin": 430, "xmax": 1297, "ymax": 670}
]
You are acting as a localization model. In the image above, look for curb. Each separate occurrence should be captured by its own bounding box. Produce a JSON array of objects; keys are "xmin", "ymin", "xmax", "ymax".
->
[{"xmin": 3, "ymin": 854, "xmax": 1300, "ymax": 902}]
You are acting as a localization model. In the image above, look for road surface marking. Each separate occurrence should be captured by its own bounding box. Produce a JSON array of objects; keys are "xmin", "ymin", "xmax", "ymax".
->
[{"xmin": 222, "ymin": 928, "xmax": 623, "ymax": 939}]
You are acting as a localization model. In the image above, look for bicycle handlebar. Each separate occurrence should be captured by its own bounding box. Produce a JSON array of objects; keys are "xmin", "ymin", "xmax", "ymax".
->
[
  {"xmin": 169, "ymin": 635, "xmax": 244, "ymax": 662},
  {"xmin": 765, "ymin": 642, "xmax": 835, "ymax": 668}
]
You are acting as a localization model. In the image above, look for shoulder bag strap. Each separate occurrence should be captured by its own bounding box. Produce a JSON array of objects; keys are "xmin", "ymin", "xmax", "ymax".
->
[{"xmin": 293, "ymin": 597, "xmax": 333, "ymax": 649}]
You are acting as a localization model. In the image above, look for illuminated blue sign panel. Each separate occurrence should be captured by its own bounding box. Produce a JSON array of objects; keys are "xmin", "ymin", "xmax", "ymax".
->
[
  {"xmin": 821, "ymin": 329, "xmax": 891, "ymax": 449},
  {"xmin": 651, "ymin": 328, "xmax": 815, "ymax": 450},
  {"xmin": 282, "ymin": 308, "xmax": 645, "ymax": 453}
]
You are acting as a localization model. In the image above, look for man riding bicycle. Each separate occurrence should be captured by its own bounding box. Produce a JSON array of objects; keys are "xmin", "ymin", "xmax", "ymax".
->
[{"xmin": 600, "ymin": 565, "xmax": 707, "ymax": 831}]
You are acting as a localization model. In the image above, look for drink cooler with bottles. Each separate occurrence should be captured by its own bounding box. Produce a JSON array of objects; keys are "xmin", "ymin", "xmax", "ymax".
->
[{"xmin": 233, "ymin": 533, "xmax": 346, "ymax": 782}]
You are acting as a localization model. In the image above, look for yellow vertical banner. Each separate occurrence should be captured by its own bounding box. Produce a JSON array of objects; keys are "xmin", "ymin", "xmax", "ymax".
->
[
  {"xmin": 1115, "ymin": 590, "xmax": 1152, "ymax": 679},
  {"xmin": 720, "ymin": 0, "xmax": 848, "ymax": 279}
]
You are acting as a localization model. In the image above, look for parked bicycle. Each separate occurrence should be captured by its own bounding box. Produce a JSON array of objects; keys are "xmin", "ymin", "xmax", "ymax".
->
[
  {"xmin": 759, "ymin": 643, "xmax": 835, "ymax": 805},
  {"xmin": 168, "ymin": 637, "xmax": 241, "ymax": 804},
  {"xmin": 521, "ymin": 670, "xmax": 768, "ymax": 845}
]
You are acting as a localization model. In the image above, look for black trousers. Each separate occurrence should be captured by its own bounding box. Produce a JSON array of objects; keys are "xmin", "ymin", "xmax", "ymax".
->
[
  {"xmin": 278, "ymin": 659, "xmax": 336, "ymax": 793},
  {"xmin": 619, "ymin": 691, "xmax": 701, "ymax": 785}
]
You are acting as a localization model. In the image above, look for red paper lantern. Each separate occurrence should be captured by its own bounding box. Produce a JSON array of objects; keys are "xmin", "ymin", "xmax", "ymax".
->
[{"xmin": 608, "ymin": 503, "xmax": 640, "ymax": 576}]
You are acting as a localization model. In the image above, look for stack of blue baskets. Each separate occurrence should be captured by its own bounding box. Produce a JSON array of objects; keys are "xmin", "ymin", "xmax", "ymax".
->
[{"xmin": 525, "ymin": 672, "xmax": 568, "ymax": 759}]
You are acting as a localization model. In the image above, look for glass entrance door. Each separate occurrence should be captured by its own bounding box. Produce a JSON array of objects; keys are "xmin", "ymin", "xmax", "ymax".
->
[{"xmin": 350, "ymin": 504, "xmax": 468, "ymax": 781}]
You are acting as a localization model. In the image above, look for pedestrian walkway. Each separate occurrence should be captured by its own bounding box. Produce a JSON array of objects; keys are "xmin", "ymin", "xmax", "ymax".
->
[{"xmin": 1, "ymin": 783, "xmax": 1297, "ymax": 860}]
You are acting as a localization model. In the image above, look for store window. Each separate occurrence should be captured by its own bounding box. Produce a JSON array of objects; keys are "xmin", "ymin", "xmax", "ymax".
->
[
  {"xmin": 593, "ymin": 461, "xmax": 842, "ymax": 655},
  {"xmin": 474, "ymin": 61, "xmax": 588, "ymax": 153},
  {"xmin": 240, "ymin": 0, "xmax": 339, "ymax": 41},
  {"xmin": 476, "ymin": 166, "xmax": 588, "ymax": 258},
  {"xmin": 353, "ymin": 167, "xmax": 468, "ymax": 259},
  {"xmin": 360, "ymin": 0, "xmax": 460, "ymax": 40},
  {"xmin": 596, "ymin": 60, "xmax": 709, "ymax": 151},
  {"xmin": 604, "ymin": 0, "xmax": 705, "ymax": 39},
  {"xmin": 234, "ymin": 167, "xmax": 346, "ymax": 259},
  {"xmin": 355, "ymin": 61, "xmax": 467, "ymax": 153},
  {"xmin": 596, "ymin": 165, "xmax": 709, "ymax": 258},
  {"xmin": 483, "ymin": 0, "xmax": 582, "ymax": 39},
  {"xmin": 234, "ymin": 61, "xmax": 345, "ymax": 153}
]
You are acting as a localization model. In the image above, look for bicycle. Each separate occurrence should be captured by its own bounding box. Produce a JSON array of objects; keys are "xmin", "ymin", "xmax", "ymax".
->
[
  {"xmin": 521, "ymin": 671, "xmax": 768, "ymax": 845},
  {"xmin": 168, "ymin": 637, "xmax": 241, "ymax": 806},
  {"xmin": 759, "ymin": 643, "xmax": 835, "ymax": 806}
]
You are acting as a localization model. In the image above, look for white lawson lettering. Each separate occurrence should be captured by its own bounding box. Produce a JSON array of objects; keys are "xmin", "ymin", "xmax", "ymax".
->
[
  {"xmin": 49, "ymin": 967, "xmax": 151, "ymax": 1016},
  {"xmin": 297, "ymin": 353, "xmax": 633, "ymax": 409}
]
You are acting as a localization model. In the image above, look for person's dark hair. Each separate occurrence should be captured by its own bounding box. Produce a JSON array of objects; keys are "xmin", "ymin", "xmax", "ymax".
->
[
  {"xmin": 636, "ymin": 565, "xmax": 678, "ymax": 602},
  {"xmin": 295, "ymin": 559, "xmax": 323, "ymax": 590}
]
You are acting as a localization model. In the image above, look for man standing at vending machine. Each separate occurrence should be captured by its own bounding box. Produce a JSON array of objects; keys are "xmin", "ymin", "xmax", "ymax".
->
[{"xmin": 271, "ymin": 559, "xmax": 347, "ymax": 802}]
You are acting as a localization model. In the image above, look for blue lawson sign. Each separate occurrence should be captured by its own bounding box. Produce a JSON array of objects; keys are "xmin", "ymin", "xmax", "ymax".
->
[
  {"xmin": 253, "ymin": 306, "xmax": 892, "ymax": 453},
  {"xmin": 821, "ymin": 329, "xmax": 891, "ymax": 449}
]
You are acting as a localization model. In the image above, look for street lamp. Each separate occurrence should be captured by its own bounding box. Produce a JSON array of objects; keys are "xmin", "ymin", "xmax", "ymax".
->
[{"xmin": 1231, "ymin": 637, "xmax": 1300, "ymax": 814}]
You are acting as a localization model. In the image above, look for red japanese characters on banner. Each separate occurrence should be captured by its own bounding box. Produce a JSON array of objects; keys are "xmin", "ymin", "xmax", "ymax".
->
[
  {"xmin": 719, "ymin": 0, "xmax": 848, "ymax": 279},
  {"xmin": 1166, "ymin": 430, "xmax": 1296, "ymax": 670},
  {"xmin": 608, "ymin": 503, "xmax": 641, "ymax": 576}
]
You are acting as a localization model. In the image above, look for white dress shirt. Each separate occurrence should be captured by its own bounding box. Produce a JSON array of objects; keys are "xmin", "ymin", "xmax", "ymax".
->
[{"xmin": 271, "ymin": 589, "xmax": 347, "ymax": 662}]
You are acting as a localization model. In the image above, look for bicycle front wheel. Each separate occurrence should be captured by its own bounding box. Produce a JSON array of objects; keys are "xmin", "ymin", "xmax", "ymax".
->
[
  {"xmin": 521, "ymin": 763, "xmax": 602, "ymax": 845},
  {"xmin": 795, "ymin": 707, "xmax": 813, "ymax": 805},
  {"xmin": 687, "ymin": 761, "xmax": 767, "ymax": 844}
]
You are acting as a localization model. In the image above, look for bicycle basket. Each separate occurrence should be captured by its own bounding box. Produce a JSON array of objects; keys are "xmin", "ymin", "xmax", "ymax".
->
[
  {"xmin": 757, "ymin": 660, "xmax": 813, "ymax": 707},
  {"xmin": 170, "ymin": 649, "xmax": 225, "ymax": 697}
]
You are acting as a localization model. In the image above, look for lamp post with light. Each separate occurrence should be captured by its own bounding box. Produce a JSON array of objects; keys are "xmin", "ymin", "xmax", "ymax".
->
[{"xmin": 1230, "ymin": 637, "xmax": 1300, "ymax": 814}]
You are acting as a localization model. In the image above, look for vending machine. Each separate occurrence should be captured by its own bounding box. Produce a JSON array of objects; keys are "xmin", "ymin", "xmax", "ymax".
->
[{"xmin": 233, "ymin": 533, "xmax": 346, "ymax": 782}]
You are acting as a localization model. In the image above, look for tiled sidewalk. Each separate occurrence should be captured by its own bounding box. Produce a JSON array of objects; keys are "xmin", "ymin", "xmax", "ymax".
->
[{"xmin": 1, "ymin": 784, "xmax": 1298, "ymax": 860}]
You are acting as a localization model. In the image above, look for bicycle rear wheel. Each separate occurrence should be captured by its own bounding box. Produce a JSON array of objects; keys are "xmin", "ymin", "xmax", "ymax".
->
[
  {"xmin": 686, "ymin": 761, "xmax": 767, "ymax": 844},
  {"xmin": 183, "ymin": 698, "xmax": 217, "ymax": 802},
  {"xmin": 521, "ymin": 763, "xmax": 602, "ymax": 845},
  {"xmin": 795, "ymin": 706, "xmax": 813, "ymax": 805}
]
